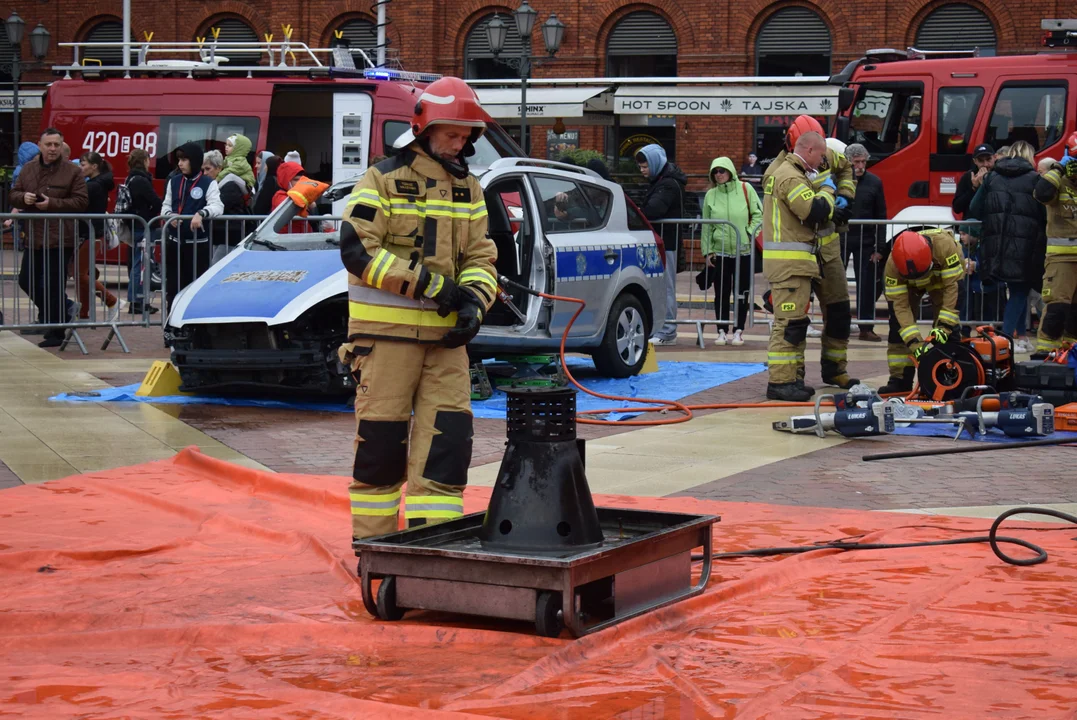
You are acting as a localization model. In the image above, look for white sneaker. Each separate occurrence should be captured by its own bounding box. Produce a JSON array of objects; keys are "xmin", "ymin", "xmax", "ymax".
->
[
  {"xmin": 107, "ymin": 299, "xmax": 128, "ymax": 323},
  {"xmin": 1014, "ymin": 338, "xmax": 1031, "ymax": 353},
  {"xmin": 731, "ymin": 329, "xmax": 745, "ymax": 346},
  {"xmin": 714, "ymin": 329, "xmax": 727, "ymax": 346},
  {"xmin": 806, "ymin": 324, "xmax": 822, "ymax": 338},
  {"xmin": 650, "ymin": 335, "xmax": 677, "ymax": 347}
]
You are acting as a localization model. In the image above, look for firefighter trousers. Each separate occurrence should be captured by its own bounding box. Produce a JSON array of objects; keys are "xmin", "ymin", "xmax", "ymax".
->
[
  {"xmin": 767, "ymin": 253, "xmax": 851, "ymax": 385},
  {"xmin": 886, "ymin": 287, "xmax": 944, "ymax": 380},
  {"xmin": 1035, "ymin": 259, "xmax": 1077, "ymax": 354},
  {"xmin": 345, "ymin": 338, "xmax": 473, "ymax": 539}
]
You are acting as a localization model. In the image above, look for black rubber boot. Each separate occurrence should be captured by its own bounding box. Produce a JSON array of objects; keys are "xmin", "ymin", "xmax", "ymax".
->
[
  {"xmin": 795, "ymin": 379, "xmax": 816, "ymax": 395},
  {"xmin": 822, "ymin": 373, "xmax": 859, "ymax": 390},
  {"xmin": 880, "ymin": 367, "xmax": 915, "ymax": 395},
  {"xmin": 767, "ymin": 382, "xmax": 813, "ymax": 402}
]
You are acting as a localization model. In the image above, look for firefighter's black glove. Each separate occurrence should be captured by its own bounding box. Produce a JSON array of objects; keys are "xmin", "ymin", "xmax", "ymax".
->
[
  {"xmin": 419, "ymin": 269, "xmax": 462, "ymax": 318},
  {"xmin": 832, "ymin": 204, "xmax": 852, "ymax": 226},
  {"xmin": 442, "ymin": 290, "xmax": 484, "ymax": 349}
]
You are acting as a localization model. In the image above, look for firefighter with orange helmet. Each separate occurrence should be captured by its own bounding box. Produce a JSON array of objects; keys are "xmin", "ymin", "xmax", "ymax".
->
[
  {"xmin": 761, "ymin": 114, "xmax": 858, "ymax": 398},
  {"xmin": 338, "ymin": 76, "xmax": 497, "ymax": 540},
  {"xmin": 879, "ymin": 228, "xmax": 965, "ymax": 394},
  {"xmin": 1032, "ymin": 131, "xmax": 1077, "ymax": 355}
]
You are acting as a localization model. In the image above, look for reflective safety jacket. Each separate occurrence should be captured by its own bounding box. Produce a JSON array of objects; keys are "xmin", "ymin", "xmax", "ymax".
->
[
  {"xmin": 764, "ymin": 148, "xmax": 855, "ymax": 259},
  {"xmin": 762, "ymin": 152, "xmax": 836, "ymax": 283},
  {"xmin": 1034, "ymin": 164, "xmax": 1077, "ymax": 260},
  {"xmin": 882, "ymin": 228, "xmax": 965, "ymax": 346},
  {"xmin": 340, "ymin": 147, "xmax": 497, "ymax": 343}
]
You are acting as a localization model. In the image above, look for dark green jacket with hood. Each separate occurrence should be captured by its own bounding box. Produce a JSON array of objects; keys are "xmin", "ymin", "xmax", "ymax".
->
[{"xmin": 701, "ymin": 157, "xmax": 762, "ymax": 257}]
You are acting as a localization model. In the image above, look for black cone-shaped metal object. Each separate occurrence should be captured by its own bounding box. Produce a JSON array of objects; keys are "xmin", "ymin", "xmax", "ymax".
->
[{"xmin": 479, "ymin": 386, "xmax": 604, "ymax": 554}]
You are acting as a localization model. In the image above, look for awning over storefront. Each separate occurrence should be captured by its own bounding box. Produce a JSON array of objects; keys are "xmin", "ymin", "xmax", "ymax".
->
[
  {"xmin": 475, "ymin": 86, "xmax": 611, "ymax": 119},
  {"xmin": 613, "ymin": 85, "xmax": 839, "ymax": 116}
]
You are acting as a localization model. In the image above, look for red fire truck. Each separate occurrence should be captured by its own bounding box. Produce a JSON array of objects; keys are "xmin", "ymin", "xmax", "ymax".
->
[
  {"xmin": 39, "ymin": 40, "xmax": 521, "ymax": 262},
  {"xmin": 829, "ymin": 19, "xmax": 1077, "ymax": 221}
]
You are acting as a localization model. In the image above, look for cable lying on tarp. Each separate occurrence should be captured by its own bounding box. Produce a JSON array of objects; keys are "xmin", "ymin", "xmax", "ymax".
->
[
  {"xmin": 863, "ymin": 435, "xmax": 1077, "ymax": 461},
  {"xmin": 498, "ymin": 276, "xmax": 836, "ymax": 426},
  {"xmin": 690, "ymin": 507, "xmax": 1077, "ymax": 567}
]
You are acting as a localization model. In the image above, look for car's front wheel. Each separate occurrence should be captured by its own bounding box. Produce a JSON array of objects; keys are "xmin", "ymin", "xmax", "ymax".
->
[{"xmin": 592, "ymin": 293, "xmax": 650, "ymax": 378}]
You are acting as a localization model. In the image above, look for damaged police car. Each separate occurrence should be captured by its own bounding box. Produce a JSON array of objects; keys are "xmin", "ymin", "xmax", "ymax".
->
[{"xmin": 165, "ymin": 159, "xmax": 667, "ymax": 395}]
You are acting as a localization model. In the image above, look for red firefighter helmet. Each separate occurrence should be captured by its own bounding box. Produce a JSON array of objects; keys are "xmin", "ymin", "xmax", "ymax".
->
[
  {"xmin": 892, "ymin": 231, "xmax": 934, "ymax": 278},
  {"xmin": 1066, "ymin": 131, "xmax": 1077, "ymax": 156},
  {"xmin": 785, "ymin": 115, "xmax": 825, "ymax": 152},
  {"xmin": 393, "ymin": 76, "xmax": 487, "ymax": 149}
]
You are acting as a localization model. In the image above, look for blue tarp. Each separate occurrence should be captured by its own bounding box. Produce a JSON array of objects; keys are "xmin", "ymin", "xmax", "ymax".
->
[
  {"xmin": 892, "ymin": 422, "xmax": 1077, "ymax": 444},
  {"xmin": 50, "ymin": 359, "xmax": 766, "ymax": 421}
]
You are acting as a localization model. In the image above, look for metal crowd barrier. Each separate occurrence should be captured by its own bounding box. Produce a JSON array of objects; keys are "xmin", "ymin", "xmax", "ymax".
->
[
  {"xmin": 1, "ymin": 212, "xmax": 154, "ymax": 354},
  {"xmin": 644, "ymin": 217, "xmax": 1024, "ymax": 347},
  {"xmin": 650, "ymin": 218, "xmax": 747, "ymax": 348}
]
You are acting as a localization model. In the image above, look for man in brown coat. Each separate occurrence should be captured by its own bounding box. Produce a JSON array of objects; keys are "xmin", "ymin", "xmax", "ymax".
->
[{"xmin": 10, "ymin": 128, "xmax": 88, "ymax": 347}]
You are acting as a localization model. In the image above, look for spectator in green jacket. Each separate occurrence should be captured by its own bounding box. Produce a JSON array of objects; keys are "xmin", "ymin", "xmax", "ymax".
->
[{"xmin": 699, "ymin": 156, "xmax": 762, "ymax": 346}]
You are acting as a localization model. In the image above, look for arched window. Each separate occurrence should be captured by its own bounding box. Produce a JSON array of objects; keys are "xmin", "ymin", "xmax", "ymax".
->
[
  {"xmin": 202, "ymin": 18, "xmax": 261, "ymax": 66},
  {"xmin": 606, "ymin": 11, "xmax": 677, "ymax": 77},
  {"xmin": 755, "ymin": 7, "xmax": 831, "ymax": 76},
  {"xmin": 83, "ymin": 20, "xmax": 128, "ymax": 67},
  {"xmin": 916, "ymin": 4, "xmax": 997, "ymax": 52},
  {"xmin": 464, "ymin": 14, "xmax": 521, "ymax": 80},
  {"xmin": 333, "ymin": 18, "xmax": 379, "ymax": 68}
]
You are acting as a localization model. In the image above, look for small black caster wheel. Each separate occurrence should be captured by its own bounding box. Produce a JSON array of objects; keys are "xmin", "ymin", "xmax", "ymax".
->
[
  {"xmin": 376, "ymin": 576, "xmax": 406, "ymax": 621},
  {"xmin": 535, "ymin": 591, "xmax": 563, "ymax": 638}
]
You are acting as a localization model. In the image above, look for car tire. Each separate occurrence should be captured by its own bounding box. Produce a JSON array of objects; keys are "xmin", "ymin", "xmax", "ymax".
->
[{"xmin": 592, "ymin": 293, "xmax": 650, "ymax": 378}]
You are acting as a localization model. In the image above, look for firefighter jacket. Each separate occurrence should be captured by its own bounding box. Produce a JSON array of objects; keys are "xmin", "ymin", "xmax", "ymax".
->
[
  {"xmin": 340, "ymin": 147, "xmax": 497, "ymax": 343},
  {"xmin": 762, "ymin": 152, "xmax": 836, "ymax": 284},
  {"xmin": 764, "ymin": 148, "xmax": 855, "ymax": 253},
  {"xmin": 882, "ymin": 228, "xmax": 965, "ymax": 346},
  {"xmin": 1034, "ymin": 164, "xmax": 1077, "ymax": 259}
]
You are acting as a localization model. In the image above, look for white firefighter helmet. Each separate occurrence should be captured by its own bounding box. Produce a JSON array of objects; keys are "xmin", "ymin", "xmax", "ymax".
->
[{"xmin": 825, "ymin": 137, "xmax": 847, "ymax": 155}]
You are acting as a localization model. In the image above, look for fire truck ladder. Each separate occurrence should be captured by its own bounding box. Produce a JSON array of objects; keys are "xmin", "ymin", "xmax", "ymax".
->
[{"xmin": 54, "ymin": 39, "xmax": 409, "ymax": 80}]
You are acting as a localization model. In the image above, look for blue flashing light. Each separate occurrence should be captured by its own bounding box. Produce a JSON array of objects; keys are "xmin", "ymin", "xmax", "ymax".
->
[{"xmin": 363, "ymin": 68, "xmax": 442, "ymax": 83}]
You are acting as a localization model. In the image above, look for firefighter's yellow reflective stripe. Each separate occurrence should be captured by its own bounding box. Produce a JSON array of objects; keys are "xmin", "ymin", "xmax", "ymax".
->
[
  {"xmin": 349, "ymin": 188, "xmax": 390, "ymax": 214},
  {"xmin": 887, "ymin": 354, "xmax": 914, "ymax": 367},
  {"xmin": 349, "ymin": 284, "xmax": 425, "ymax": 309},
  {"xmin": 899, "ymin": 325, "xmax": 921, "ymax": 342},
  {"xmin": 404, "ymin": 494, "xmax": 465, "ymax": 520},
  {"xmin": 349, "ymin": 301, "xmax": 458, "ymax": 326},
  {"xmin": 937, "ymin": 310, "xmax": 960, "ymax": 325},
  {"xmin": 821, "ymin": 348, "xmax": 846, "ymax": 361},
  {"xmin": 350, "ymin": 490, "xmax": 402, "ymax": 516},
  {"xmin": 457, "ymin": 267, "xmax": 496, "ymax": 290},
  {"xmin": 839, "ymin": 179, "xmax": 856, "ymax": 193},
  {"xmin": 815, "ymin": 169, "xmax": 831, "ymax": 183},
  {"xmin": 1043, "ymin": 169, "xmax": 1062, "ymax": 188},
  {"xmin": 425, "ymin": 273, "xmax": 445, "ymax": 299},
  {"xmin": 884, "ymin": 284, "xmax": 908, "ymax": 297},
  {"xmin": 908, "ymin": 275, "xmax": 934, "ymax": 288},
  {"xmin": 940, "ymin": 266, "xmax": 964, "ymax": 279},
  {"xmin": 763, "ymin": 240, "xmax": 815, "ymax": 262},
  {"xmin": 768, "ymin": 352, "xmax": 800, "ymax": 365},
  {"xmin": 819, "ymin": 232, "xmax": 839, "ymax": 246},
  {"xmin": 786, "ymin": 184, "xmax": 811, "ymax": 203},
  {"xmin": 367, "ymin": 249, "xmax": 394, "ymax": 289},
  {"xmin": 1036, "ymin": 336, "xmax": 1058, "ymax": 351},
  {"xmin": 1046, "ymin": 237, "xmax": 1077, "ymax": 254}
]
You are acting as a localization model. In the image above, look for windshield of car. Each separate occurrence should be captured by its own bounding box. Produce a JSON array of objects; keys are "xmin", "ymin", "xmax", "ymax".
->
[{"xmin": 247, "ymin": 231, "xmax": 341, "ymax": 252}]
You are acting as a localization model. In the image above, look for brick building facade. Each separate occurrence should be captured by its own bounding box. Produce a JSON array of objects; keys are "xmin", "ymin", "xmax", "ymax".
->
[{"xmin": 0, "ymin": 0, "xmax": 1060, "ymax": 188}]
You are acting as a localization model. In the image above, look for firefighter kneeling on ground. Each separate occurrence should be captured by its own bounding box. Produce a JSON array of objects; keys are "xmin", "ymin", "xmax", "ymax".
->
[
  {"xmin": 879, "ymin": 229, "xmax": 966, "ymax": 394},
  {"xmin": 1033, "ymin": 131, "xmax": 1077, "ymax": 355},
  {"xmin": 762, "ymin": 127, "xmax": 857, "ymax": 402},
  {"xmin": 338, "ymin": 77, "xmax": 498, "ymax": 540}
]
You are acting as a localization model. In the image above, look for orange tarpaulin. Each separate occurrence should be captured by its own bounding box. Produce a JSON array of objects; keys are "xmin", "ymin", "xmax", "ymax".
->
[{"xmin": 1, "ymin": 448, "xmax": 1076, "ymax": 719}]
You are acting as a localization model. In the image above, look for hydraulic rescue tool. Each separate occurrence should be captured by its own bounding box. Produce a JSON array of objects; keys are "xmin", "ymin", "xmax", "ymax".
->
[
  {"xmin": 939, "ymin": 392, "xmax": 1055, "ymax": 438},
  {"xmin": 773, "ymin": 388, "xmax": 898, "ymax": 438}
]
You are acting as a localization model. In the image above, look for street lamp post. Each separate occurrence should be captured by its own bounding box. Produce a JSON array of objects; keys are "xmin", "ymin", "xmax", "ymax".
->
[
  {"xmin": 2, "ymin": 12, "xmax": 51, "ymax": 165},
  {"xmin": 486, "ymin": 1, "xmax": 565, "ymax": 155}
]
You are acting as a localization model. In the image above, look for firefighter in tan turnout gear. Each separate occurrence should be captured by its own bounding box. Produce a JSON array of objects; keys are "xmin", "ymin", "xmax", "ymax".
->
[
  {"xmin": 878, "ymin": 229, "xmax": 965, "ymax": 394},
  {"xmin": 762, "ymin": 128, "xmax": 857, "ymax": 402},
  {"xmin": 338, "ymin": 76, "xmax": 498, "ymax": 540},
  {"xmin": 1033, "ymin": 131, "xmax": 1077, "ymax": 354}
]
